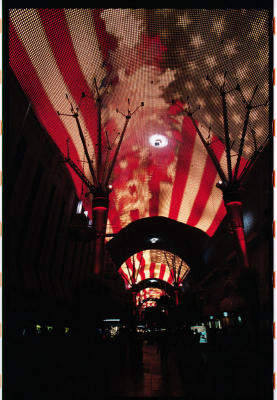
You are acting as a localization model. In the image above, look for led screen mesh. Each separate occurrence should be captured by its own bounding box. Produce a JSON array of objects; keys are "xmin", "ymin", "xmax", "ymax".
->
[
  {"xmin": 141, "ymin": 300, "xmax": 157, "ymax": 309},
  {"xmin": 119, "ymin": 248, "xmax": 190, "ymax": 288},
  {"xmin": 136, "ymin": 287, "xmax": 166, "ymax": 306},
  {"xmin": 9, "ymin": 9, "xmax": 270, "ymax": 238}
]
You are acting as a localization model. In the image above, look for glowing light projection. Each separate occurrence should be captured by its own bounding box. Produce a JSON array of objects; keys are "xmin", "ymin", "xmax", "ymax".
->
[
  {"xmin": 149, "ymin": 134, "xmax": 168, "ymax": 148},
  {"xmin": 136, "ymin": 287, "xmax": 166, "ymax": 306},
  {"xmin": 141, "ymin": 300, "xmax": 158, "ymax": 309},
  {"xmin": 149, "ymin": 237, "xmax": 159, "ymax": 243},
  {"xmin": 9, "ymin": 9, "xmax": 269, "ymax": 241},
  {"xmin": 119, "ymin": 248, "xmax": 190, "ymax": 289}
]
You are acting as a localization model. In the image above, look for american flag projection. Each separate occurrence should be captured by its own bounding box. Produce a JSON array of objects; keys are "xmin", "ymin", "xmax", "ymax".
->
[
  {"xmin": 119, "ymin": 249, "xmax": 190, "ymax": 288},
  {"xmin": 140, "ymin": 300, "xmax": 158, "ymax": 309},
  {"xmin": 9, "ymin": 9, "xmax": 269, "ymax": 239},
  {"xmin": 136, "ymin": 288, "xmax": 167, "ymax": 307}
]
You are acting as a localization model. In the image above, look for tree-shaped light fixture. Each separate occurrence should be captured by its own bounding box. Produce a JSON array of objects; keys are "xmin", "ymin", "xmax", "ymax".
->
[
  {"xmin": 163, "ymin": 251, "xmax": 190, "ymax": 305},
  {"xmin": 57, "ymin": 79, "xmax": 144, "ymax": 276},
  {"xmin": 172, "ymin": 71, "xmax": 269, "ymax": 269}
]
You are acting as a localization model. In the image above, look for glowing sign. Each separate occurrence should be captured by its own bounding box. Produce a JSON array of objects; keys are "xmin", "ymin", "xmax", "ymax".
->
[{"xmin": 191, "ymin": 325, "xmax": 208, "ymax": 343}]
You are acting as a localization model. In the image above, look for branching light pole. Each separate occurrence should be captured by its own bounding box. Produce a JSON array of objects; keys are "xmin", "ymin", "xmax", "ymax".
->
[
  {"xmin": 172, "ymin": 71, "xmax": 268, "ymax": 269},
  {"xmin": 163, "ymin": 251, "xmax": 190, "ymax": 305},
  {"xmin": 57, "ymin": 79, "xmax": 143, "ymax": 277},
  {"xmin": 121, "ymin": 251, "xmax": 190, "ymax": 309}
]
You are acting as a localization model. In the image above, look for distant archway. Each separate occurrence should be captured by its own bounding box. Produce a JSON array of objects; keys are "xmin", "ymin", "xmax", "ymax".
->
[{"xmin": 107, "ymin": 216, "xmax": 210, "ymax": 283}]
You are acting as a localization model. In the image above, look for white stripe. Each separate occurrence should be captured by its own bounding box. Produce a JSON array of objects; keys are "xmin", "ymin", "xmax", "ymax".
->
[
  {"xmin": 10, "ymin": 9, "xmax": 96, "ymax": 177},
  {"xmin": 195, "ymin": 180, "xmax": 223, "ymax": 232},
  {"xmin": 105, "ymin": 217, "xmax": 114, "ymax": 237},
  {"xmin": 195, "ymin": 144, "xmax": 236, "ymax": 233},
  {"xmin": 64, "ymin": 9, "xmax": 106, "ymax": 91}
]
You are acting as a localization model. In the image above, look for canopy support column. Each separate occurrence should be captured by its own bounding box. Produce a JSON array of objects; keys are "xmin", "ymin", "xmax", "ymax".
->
[
  {"xmin": 223, "ymin": 189, "xmax": 249, "ymax": 269},
  {"xmin": 92, "ymin": 189, "xmax": 109, "ymax": 277}
]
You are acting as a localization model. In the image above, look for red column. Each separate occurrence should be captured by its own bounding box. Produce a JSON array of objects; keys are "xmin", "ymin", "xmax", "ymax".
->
[
  {"xmin": 225, "ymin": 200, "xmax": 249, "ymax": 269},
  {"xmin": 92, "ymin": 191, "xmax": 109, "ymax": 276}
]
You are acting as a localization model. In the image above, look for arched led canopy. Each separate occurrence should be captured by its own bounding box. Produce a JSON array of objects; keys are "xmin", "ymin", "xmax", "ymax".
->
[
  {"xmin": 119, "ymin": 249, "xmax": 190, "ymax": 289},
  {"xmin": 9, "ymin": 9, "xmax": 269, "ymax": 243}
]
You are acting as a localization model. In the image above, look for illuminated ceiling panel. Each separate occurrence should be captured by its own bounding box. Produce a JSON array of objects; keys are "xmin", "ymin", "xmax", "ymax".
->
[
  {"xmin": 9, "ymin": 9, "xmax": 269, "ymax": 237},
  {"xmin": 136, "ymin": 287, "xmax": 166, "ymax": 306},
  {"xmin": 119, "ymin": 248, "xmax": 190, "ymax": 288},
  {"xmin": 141, "ymin": 300, "xmax": 158, "ymax": 309}
]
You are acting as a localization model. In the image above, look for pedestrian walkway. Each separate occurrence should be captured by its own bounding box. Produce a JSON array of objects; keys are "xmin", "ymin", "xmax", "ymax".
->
[{"xmin": 124, "ymin": 340, "xmax": 186, "ymax": 397}]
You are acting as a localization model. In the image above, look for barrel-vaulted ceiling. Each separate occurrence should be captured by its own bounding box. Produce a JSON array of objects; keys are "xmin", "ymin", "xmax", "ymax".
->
[
  {"xmin": 119, "ymin": 249, "xmax": 190, "ymax": 289},
  {"xmin": 9, "ymin": 9, "xmax": 269, "ymax": 241}
]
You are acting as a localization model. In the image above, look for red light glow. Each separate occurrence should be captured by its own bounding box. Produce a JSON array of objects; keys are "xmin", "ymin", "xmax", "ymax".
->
[{"xmin": 9, "ymin": 9, "xmax": 268, "ymax": 238}]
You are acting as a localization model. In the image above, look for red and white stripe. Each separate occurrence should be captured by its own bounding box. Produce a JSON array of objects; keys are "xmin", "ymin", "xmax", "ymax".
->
[
  {"xmin": 119, "ymin": 249, "xmax": 190, "ymax": 287},
  {"xmin": 9, "ymin": 9, "xmax": 248, "ymax": 240}
]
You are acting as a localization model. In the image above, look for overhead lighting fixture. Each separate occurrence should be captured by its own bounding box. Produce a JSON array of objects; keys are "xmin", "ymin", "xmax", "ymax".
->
[
  {"xmin": 243, "ymin": 211, "xmax": 254, "ymax": 234},
  {"xmin": 76, "ymin": 200, "xmax": 83, "ymax": 214},
  {"xmin": 149, "ymin": 237, "xmax": 159, "ymax": 243},
  {"xmin": 103, "ymin": 319, "xmax": 121, "ymax": 322},
  {"xmin": 149, "ymin": 134, "xmax": 168, "ymax": 148}
]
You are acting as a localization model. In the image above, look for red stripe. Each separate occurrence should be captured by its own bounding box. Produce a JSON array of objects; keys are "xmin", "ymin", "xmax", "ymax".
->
[
  {"xmin": 130, "ymin": 208, "xmax": 140, "ymax": 222},
  {"xmin": 167, "ymin": 268, "xmax": 174, "ymax": 285},
  {"xmin": 236, "ymin": 156, "xmax": 248, "ymax": 178},
  {"xmin": 186, "ymin": 135, "xmax": 225, "ymax": 226},
  {"xmin": 139, "ymin": 266, "xmax": 146, "ymax": 281},
  {"xmin": 38, "ymin": 9, "xmax": 98, "ymax": 148},
  {"xmin": 10, "ymin": 16, "xmax": 123, "ymax": 225},
  {"xmin": 137, "ymin": 252, "xmax": 146, "ymax": 280},
  {"xmin": 91, "ymin": 9, "xmax": 118, "ymax": 68},
  {"xmin": 107, "ymin": 195, "xmax": 122, "ymax": 233},
  {"xmin": 149, "ymin": 262, "xmax": 156, "ymax": 278},
  {"xmin": 149, "ymin": 179, "xmax": 160, "ymax": 217},
  {"xmin": 118, "ymin": 266, "xmax": 131, "ymax": 287},
  {"xmin": 206, "ymin": 200, "xmax": 226, "ymax": 236},
  {"xmin": 9, "ymin": 21, "xmax": 83, "ymax": 197},
  {"xmin": 126, "ymin": 257, "xmax": 135, "ymax": 284},
  {"xmin": 169, "ymin": 116, "xmax": 197, "ymax": 219},
  {"xmin": 159, "ymin": 263, "xmax": 166, "ymax": 280}
]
